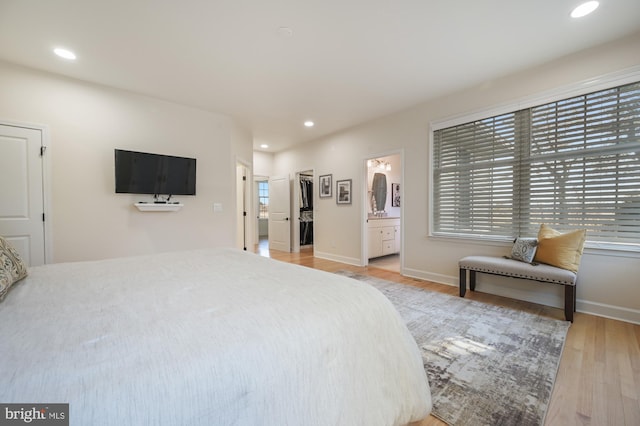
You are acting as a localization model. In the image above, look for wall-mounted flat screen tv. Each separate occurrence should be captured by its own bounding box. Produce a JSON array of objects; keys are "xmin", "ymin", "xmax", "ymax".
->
[{"xmin": 115, "ymin": 149, "xmax": 196, "ymax": 196}]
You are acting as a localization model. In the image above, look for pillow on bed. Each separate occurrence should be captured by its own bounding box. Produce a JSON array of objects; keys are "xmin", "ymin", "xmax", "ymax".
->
[
  {"xmin": 510, "ymin": 237, "xmax": 538, "ymax": 263},
  {"xmin": 0, "ymin": 236, "xmax": 28, "ymax": 301},
  {"xmin": 533, "ymin": 224, "xmax": 586, "ymax": 273}
]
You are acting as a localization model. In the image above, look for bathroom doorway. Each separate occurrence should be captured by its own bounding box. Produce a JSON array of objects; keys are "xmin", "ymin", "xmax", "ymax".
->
[{"xmin": 363, "ymin": 152, "xmax": 402, "ymax": 272}]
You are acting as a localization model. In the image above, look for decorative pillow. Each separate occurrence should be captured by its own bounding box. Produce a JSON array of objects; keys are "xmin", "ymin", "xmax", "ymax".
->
[
  {"xmin": 511, "ymin": 237, "xmax": 538, "ymax": 263},
  {"xmin": 533, "ymin": 224, "xmax": 586, "ymax": 273},
  {"xmin": 0, "ymin": 236, "xmax": 28, "ymax": 301}
]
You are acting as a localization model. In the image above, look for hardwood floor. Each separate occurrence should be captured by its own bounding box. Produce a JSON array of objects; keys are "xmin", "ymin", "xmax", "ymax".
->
[
  {"xmin": 254, "ymin": 242, "xmax": 640, "ymax": 426},
  {"xmin": 368, "ymin": 253, "xmax": 400, "ymax": 272}
]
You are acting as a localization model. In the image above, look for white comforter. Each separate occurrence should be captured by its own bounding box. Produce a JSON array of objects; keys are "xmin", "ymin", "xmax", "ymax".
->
[{"xmin": 0, "ymin": 249, "xmax": 430, "ymax": 425}]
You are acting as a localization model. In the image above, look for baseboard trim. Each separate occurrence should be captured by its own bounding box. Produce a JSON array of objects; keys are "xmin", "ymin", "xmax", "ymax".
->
[
  {"xmin": 314, "ymin": 250, "xmax": 361, "ymax": 267},
  {"xmin": 403, "ymin": 268, "xmax": 457, "ymax": 286},
  {"xmin": 403, "ymin": 268, "xmax": 640, "ymax": 325},
  {"xmin": 577, "ymin": 300, "xmax": 640, "ymax": 325}
]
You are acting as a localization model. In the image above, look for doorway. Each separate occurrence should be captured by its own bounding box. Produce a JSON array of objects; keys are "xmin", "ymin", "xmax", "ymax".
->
[
  {"xmin": 254, "ymin": 176, "xmax": 269, "ymax": 254},
  {"xmin": 294, "ymin": 170, "xmax": 314, "ymax": 253},
  {"xmin": 363, "ymin": 152, "xmax": 402, "ymax": 272}
]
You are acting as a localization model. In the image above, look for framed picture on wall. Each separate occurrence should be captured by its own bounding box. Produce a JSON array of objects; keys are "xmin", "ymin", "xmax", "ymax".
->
[
  {"xmin": 336, "ymin": 179, "xmax": 352, "ymax": 204},
  {"xmin": 392, "ymin": 183, "xmax": 400, "ymax": 207},
  {"xmin": 319, "ymin": 174, "xmax": 332, "ymax": 198}
]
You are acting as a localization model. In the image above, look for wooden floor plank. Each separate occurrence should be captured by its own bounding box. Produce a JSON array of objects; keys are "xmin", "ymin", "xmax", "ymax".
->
[{"xmin": 576, "ymin": 315, "xmax": 595, "ymax": 422}]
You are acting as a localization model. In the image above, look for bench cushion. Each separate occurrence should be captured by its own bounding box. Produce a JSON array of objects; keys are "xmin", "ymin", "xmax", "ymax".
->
[{"xmin": 459, "ymin": 255, "xmax": 577, "ymax": 286}]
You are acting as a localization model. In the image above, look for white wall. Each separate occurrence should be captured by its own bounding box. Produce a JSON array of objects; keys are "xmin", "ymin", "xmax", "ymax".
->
[
  {"xmin": 253, "ymin": 151, "xmax": 274, "ymax": 177},
  {"xmin": 272, "ymin": 32, "xmax": 640, "ymax": 324},
  {"xmin": 0, "ymin": 61, "xmax": 252, "ymax": 262}
]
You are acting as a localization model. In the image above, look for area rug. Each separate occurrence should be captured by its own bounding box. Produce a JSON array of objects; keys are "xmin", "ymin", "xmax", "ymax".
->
[{"xmin": 336, "ymin": 271, "xmax": 569, "ymax": 426}]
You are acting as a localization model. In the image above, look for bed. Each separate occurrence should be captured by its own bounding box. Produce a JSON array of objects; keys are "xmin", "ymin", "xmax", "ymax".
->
[{"xmin": 0, "ymin": 247, "xmax": 431, "ymax": 425}]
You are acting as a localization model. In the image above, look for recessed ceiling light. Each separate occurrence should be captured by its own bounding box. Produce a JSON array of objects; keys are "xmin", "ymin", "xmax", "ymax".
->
[
  {"xmin": 571, "ymin": 1, "xmax": 599, "ymax": 18},
  {"xmin": 304, "ymin": 121, "xmax": 314, "ymax": 127},
  {"xmin": 260, "ymin": 144, "xmax": 269, "ymax": 149},
  {"xmin": 53, "ymin": 47, "xmax": 76, "ymax": 60}
]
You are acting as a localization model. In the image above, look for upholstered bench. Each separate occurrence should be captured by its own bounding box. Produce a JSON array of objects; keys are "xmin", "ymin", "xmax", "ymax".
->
[{"xmin": 458, "ymin": 255, "xmax": 577, "ymax": 322}]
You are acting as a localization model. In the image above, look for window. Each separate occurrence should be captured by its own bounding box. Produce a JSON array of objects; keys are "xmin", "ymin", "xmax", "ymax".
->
[
  {"xmin": 432, "ymin": 81, "xmax": 640, "ymax": 249},
  {"xmin": 258, "ymin": 181, "xmax": 269, "ymax": 219}
]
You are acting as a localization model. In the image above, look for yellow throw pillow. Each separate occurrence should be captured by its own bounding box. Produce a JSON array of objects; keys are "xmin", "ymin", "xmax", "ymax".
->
[{"xmin": 533, "ymin": 224, "xmax": 586, "ymax": 273}]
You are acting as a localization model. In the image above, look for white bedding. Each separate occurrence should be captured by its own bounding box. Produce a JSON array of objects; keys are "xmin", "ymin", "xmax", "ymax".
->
[{"xmin": 0, "ymin": 248, "xmax": 430, "ymax": 425}]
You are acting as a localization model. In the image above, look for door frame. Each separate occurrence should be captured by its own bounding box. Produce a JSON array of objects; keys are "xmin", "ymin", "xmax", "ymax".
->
[
  {"xmin": 235, "ymin": 159, "xmax": 252, "ymax": 251},
  {"xmin": 0, "ymin": 119, "xmax": 53, "ymax": 264},
  {"xmin": 361, "ymin": 149, "xmax": 404, "ymax": 270}
]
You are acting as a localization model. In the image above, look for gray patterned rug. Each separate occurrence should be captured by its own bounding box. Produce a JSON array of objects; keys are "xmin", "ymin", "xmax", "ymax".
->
[{"xmin": 337, "ymin": 271, "xmax": 569, "ymax": 426}]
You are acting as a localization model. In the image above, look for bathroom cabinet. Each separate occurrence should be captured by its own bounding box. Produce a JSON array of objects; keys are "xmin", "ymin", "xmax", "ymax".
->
[{"xmin": 367, "ymin": 218, "xmax": 400, "ymax": 259}]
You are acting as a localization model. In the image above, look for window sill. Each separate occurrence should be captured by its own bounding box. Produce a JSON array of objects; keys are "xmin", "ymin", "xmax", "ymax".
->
[{"xmin": 429, "ymin": 233, "xmax": 640, "ymax": 259}]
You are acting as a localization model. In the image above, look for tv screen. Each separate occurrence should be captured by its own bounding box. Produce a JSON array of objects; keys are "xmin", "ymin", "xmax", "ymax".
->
[{"xmin": 115, "ymin": 149, "xmax": 196, "ymax": 196}]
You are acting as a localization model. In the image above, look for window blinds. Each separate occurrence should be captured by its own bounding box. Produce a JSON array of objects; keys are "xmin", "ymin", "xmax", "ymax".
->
[{"xmin": 433, "ymin": 81, "xmax": 640, "ymax": 246}]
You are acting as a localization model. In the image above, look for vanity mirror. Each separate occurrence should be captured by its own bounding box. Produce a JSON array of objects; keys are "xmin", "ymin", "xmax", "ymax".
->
[{"xmin": 372, "ymin": 172, "xmax": 387, "ymax": 212}]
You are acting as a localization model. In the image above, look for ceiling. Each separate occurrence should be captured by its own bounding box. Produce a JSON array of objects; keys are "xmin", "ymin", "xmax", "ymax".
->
[{"xmin": 1, "ymin": 1, "xmax": 639, "ymax": 153}]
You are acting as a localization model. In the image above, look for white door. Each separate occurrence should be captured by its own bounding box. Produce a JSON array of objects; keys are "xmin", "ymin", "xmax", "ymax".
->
[
  {"xmin": 236, "ymin": 163, "xmax": 247, "ymax": 250},
  {"xmin": 0, "ymin": 124, "xmax": 46, "ymax": 266},
  {"xmin": 268, "ymin": 175, "xmax": 291, "ymax": 252}
]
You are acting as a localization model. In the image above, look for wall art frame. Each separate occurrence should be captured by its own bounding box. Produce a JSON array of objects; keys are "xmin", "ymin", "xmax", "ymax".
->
[
  {"xmin": 391, "ymin": 183, "xmax": 401, "ymax": 207},
  {"xmin": 319, "ymin": 174, "xmax": 332, "ymax": 198},
  {"xmin": 336, "ymin": 179, "xmax": 352, "ymax": 205}
]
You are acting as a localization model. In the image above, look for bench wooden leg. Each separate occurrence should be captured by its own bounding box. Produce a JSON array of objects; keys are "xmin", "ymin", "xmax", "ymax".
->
[
  {"xmin": 564, "ymin": 285, "xmax": 575, "ymax": 322},
  {"xmin": 459, "ymin": 268, "xmax": 466, "ymax": 297},
  {"xmin": 469, "ymin": 270, "xmax": 476, "ymax": 292}
]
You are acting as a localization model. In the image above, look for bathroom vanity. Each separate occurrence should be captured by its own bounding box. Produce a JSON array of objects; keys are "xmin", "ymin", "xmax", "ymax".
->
[{"xmin": 367, "ymin": 217, "xmax": 400, "ymax": 259}]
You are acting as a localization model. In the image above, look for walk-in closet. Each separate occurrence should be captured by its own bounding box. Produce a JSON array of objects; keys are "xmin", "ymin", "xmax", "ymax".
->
[{"xmin": 299, "ymin": 173, "xmax": 313, "ymax": 247}]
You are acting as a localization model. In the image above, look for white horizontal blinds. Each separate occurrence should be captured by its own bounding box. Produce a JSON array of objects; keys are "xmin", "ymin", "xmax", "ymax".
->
[
  {"xmin": 524, "ymin": 82, "xmax": 640, "ymax": 243},
  {"xmin": 433, "ymin": 113, "xmax": 519, "ymax": 237},
  {"xmin": 433, "ymin": 80, "xmax": 640, "ymax": 246}
]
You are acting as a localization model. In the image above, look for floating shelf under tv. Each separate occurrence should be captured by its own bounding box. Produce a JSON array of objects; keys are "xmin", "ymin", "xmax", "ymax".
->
[{"xmin": 134, "ymin": 203, "xmax": 184, "ymax": 212}]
